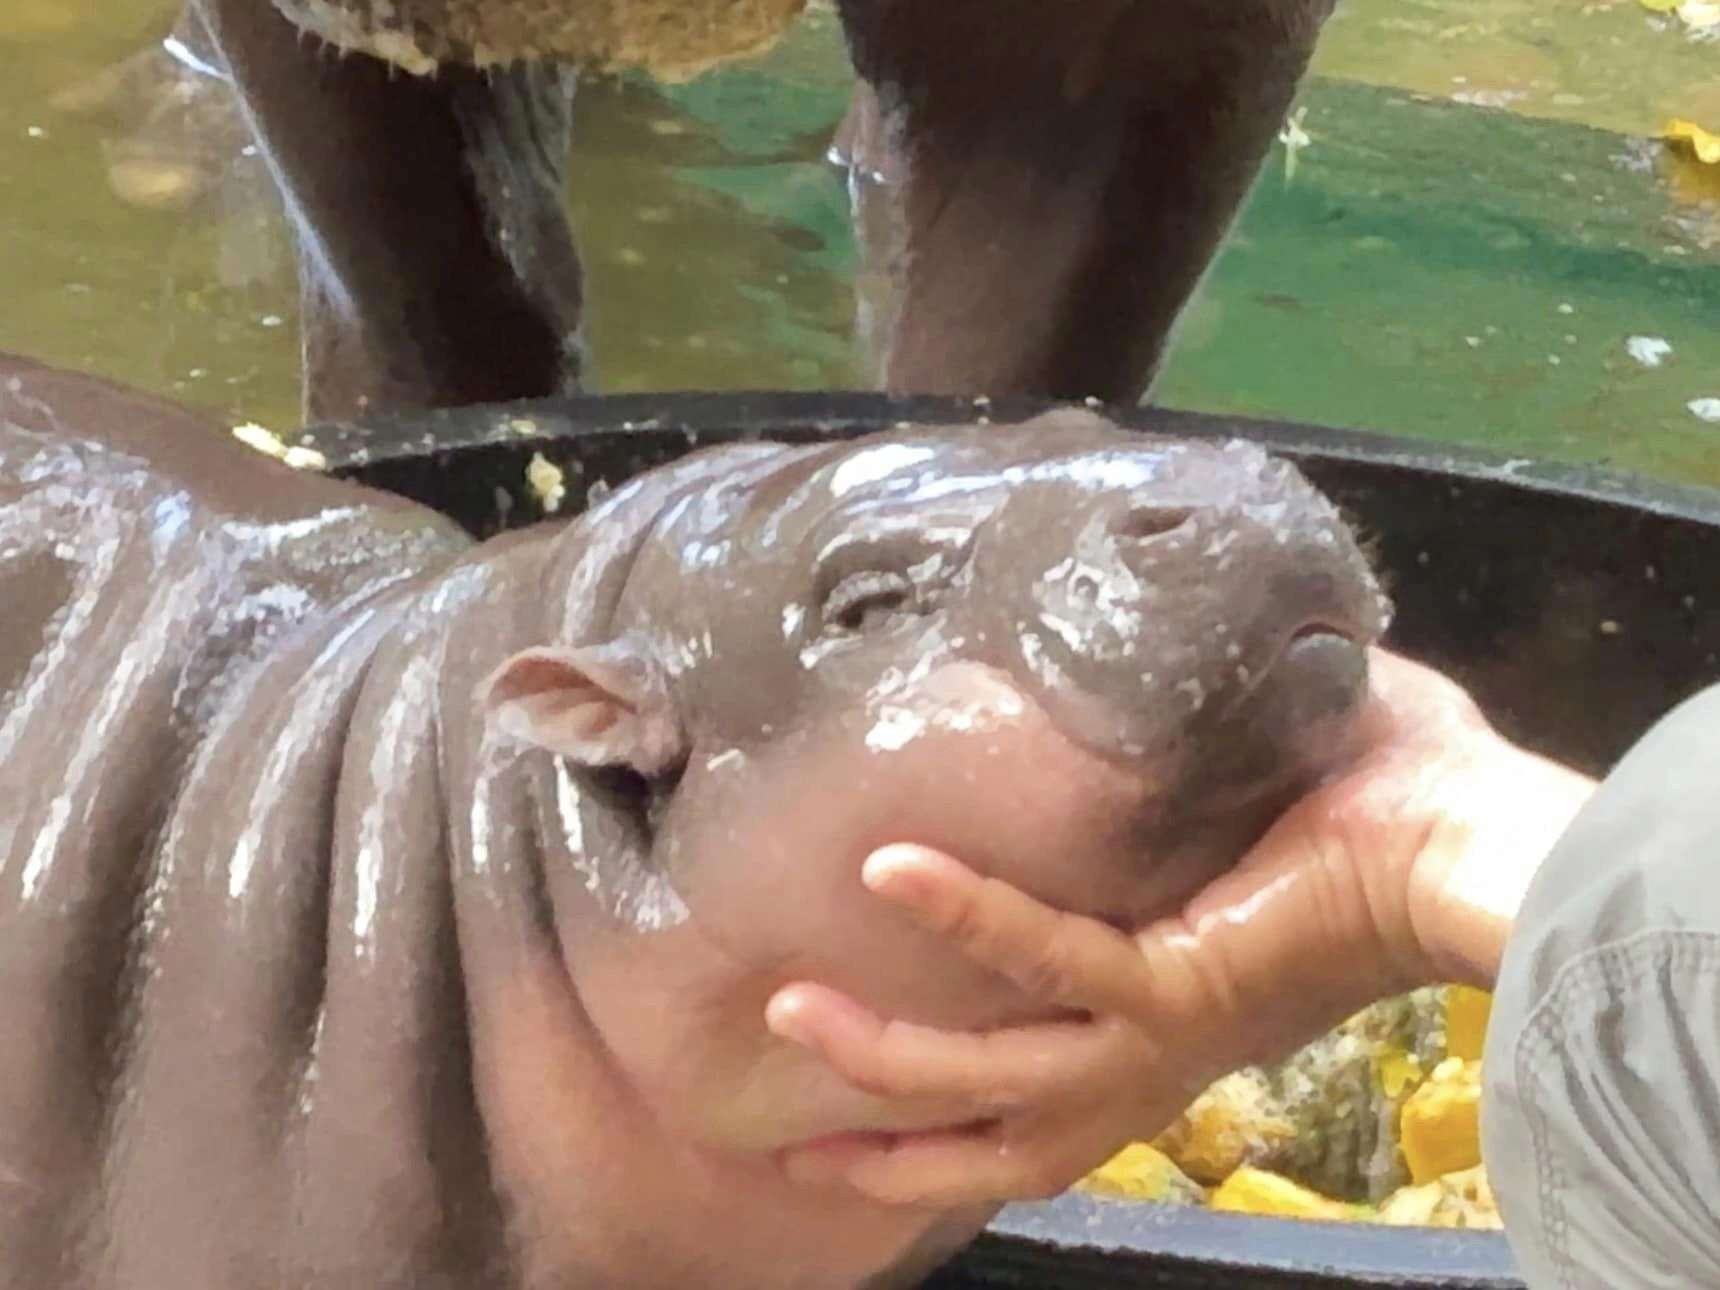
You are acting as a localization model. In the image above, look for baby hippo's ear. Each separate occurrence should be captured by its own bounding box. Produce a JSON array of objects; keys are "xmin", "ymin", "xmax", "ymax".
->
[{"xmin": 477, "ymin": 634, "xmax": 686, "ymax": 776}]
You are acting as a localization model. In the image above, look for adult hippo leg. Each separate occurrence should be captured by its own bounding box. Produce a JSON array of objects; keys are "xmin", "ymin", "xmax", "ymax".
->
[
  {"xmin": 834, "ymin": 0, "xmax": 1335, "ymax": 403},
  {"xmin": 190, "ymin": 0, "xmax": 584, "ymax": 421}
]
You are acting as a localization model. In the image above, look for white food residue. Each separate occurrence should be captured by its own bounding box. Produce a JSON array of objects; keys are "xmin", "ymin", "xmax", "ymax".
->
[
  {"xmin": 1278, "ymin": 108, "xmax": 1311, "ymax": 182},
  {"xmin": 231, "ymin": 422, "xmax": 328, "ymax": 471},
  {"xmin": 1625, "ymin": 336, "xmax": 1673, "ymax": 368},
  {"xmin": 527, "ymin": 452, "xmax": 567, "ymax": 513}
]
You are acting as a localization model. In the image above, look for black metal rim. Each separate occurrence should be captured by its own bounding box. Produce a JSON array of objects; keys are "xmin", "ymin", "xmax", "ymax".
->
[{"xmin": 307, "ymin": 388, "xmax": 1720, "ymax": 530}]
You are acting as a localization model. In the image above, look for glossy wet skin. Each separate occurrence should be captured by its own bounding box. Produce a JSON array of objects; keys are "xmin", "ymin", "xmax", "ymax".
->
[{"xmin": 0, "ymin": 358, "xmax": 1385, "ymax": 1288}]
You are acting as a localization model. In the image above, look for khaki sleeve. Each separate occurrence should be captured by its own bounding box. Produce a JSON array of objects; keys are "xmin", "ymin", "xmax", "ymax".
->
[{"xmin": 1482, "ymin": 683, "xmax": 1720, "ymax": 1289}]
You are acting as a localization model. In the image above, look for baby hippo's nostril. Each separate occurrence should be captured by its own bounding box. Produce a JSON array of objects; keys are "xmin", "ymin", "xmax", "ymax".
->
[{"xmin": 1111, "ymin": 504, "xmax": 1197, "ymax": 541}]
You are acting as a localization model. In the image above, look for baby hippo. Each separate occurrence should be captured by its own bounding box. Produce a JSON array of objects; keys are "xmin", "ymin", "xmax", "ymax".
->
[{"xmin": 0, "ymin": 355, "xmax": 1388, "ymax": 1290}]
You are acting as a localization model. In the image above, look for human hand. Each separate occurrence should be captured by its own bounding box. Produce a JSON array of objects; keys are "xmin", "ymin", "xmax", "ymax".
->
[{"xmin": 764, "ymin": 649, "xmax": 1596, "ymax": 1207}]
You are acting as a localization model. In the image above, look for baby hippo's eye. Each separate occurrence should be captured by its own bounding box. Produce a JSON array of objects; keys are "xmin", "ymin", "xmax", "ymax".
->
[{"xmin": 823, "ymin": 570, "xmax": 918, "ymax": 634}]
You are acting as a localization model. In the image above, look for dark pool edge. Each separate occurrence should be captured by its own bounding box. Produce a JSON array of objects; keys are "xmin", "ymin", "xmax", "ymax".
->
[
  {"xmin": 967, "ymin": 1192, "xmax": 1519, "ymax": 1288},
  {"xmin": 303, "ymin": 389, "xmax": 1720, "ymax": 533}
]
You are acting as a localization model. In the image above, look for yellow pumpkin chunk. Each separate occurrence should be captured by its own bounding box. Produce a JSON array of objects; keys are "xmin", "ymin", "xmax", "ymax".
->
[
  {"xmin": 1079, "ymin": 1143, "xmax": 1204, "ymax": 1204},
  {"xmin": 1444, "ymin": 987, "xmax": 1493, "ymax": 1062},
  {"xmin": 1666, "ymin": 119, "xmax": 1720, "ymax": 166},
  {"xmin": 1399, "ymin": 1058, "xmax": 1482, "ymax": 1185},
  {"xmin": 1209, "ymin": 1168, "xmax": 1362, "ymax": 1222}
]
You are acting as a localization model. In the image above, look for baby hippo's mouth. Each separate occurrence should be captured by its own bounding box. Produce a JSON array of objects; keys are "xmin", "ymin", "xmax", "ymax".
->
[
  {"xmin": 1061, "ymin": 616, "xmax": 1379, "ymax": 928},
  {"xmin": 1266, "ymin": 621, "xmax": 1370, "ymax": 711},
  {"xmin": 1235, "ymin": 619, "xmax": 1371, "ymax": 736},
  {"xmin": 1197, "ymin": 616, "xmax": 1376, "ymax": 815}
]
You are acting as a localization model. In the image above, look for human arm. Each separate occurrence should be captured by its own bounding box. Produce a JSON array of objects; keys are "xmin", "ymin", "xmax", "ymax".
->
[{"xmin": 1483, "ymin": 681, "xmax": 1720, "ymax": 1288}]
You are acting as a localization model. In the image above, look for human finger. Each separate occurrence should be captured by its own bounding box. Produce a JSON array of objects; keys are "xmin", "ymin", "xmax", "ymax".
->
[
  {"xmin": 766, "ymin": 983, "xmax": 1143, "ymax": 1111},
  {"xmin": 779, "ymin": 1110, "xmax": 1134, "ymax": 1209},
  {"xmin": 859, "ymin": 844, "xmax": 1150, "ymax": 1017}
]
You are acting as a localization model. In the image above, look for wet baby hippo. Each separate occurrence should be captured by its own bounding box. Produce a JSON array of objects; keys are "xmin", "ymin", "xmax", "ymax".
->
[{"xmin": 0, "ymin": 357, "xmax": 1388, "ymax": 1290}]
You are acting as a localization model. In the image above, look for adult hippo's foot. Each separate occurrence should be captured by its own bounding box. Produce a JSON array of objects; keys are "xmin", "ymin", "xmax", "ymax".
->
[
  {"xmin": 833, "ymin": 0, "xmax": 1337, "ymax": 403},
  {"xmin": 191, "ymin": 0, "xmax": 585, "ymax": 422}
]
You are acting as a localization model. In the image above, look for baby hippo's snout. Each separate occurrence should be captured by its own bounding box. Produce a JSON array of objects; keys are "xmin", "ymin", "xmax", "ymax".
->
[{"xmin": 983, "ymin": 436, "xmax": 1390, "ymax": 815}]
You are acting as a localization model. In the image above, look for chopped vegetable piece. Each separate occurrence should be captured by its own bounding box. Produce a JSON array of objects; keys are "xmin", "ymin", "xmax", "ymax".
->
[
  {"xmin": 1376, "ymin": 1046, "xmax": 1424, "ymax": 1100},
  {"xmin": 1375, "ymin": 1165, "xmax": 1502, "ymax": 1229},
  {"xmin": 1154, "ymin": 1070, "xmax": 1296, "ymax": 1184},
  {"xmin": 1666, "ymin": 119, "xmax": 1720, "ymax": 165},
  {"xmin": 1210, "ymin": 1167, "xmax": 1363, "ymax": 1222},
  {"xmin": 1079, "ymin": 1142, "xmax": 1205, "ymax": 1205},
  {"xmin": 1445, "ymin": 986, "xmax": 1493, "ymax": 1061},
  {"xmin": 527, "ymin": 452, "xmax": 568, "ymax": 514},
  {"xmin": 1399, "ymin": 1058, "xmax": 1482, "ymax": 1184}
]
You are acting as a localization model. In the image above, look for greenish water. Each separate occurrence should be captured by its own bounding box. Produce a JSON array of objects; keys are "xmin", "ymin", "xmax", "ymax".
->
[{"xmin": 2, "ymin": 0, "xmax": 1718, "ymax": 482}]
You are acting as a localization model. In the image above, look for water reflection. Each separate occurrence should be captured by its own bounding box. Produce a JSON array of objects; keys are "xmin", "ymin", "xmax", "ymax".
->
[{"xmin": 0, "ymin": 0, "xmax": 1715, "ymax": 480}]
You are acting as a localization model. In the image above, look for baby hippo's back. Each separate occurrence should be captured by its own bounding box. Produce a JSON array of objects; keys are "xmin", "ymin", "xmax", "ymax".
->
[
  {"xmin": 0, "ymin": 356, "xmax": 471, "ymax": 1284},
  {"xmin": 0, "ymin": 356, "xmax": 468, "ymax": 827}
]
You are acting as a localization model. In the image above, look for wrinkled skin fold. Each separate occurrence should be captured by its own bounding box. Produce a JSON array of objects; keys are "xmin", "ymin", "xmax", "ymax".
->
[
  {"xmin": 177, "ymin": 0, "xmax": 1336, "ymax": 419},
  {"xmin": 0, "ymin": 354, "xmax": 1386, "ymax": 1289}
]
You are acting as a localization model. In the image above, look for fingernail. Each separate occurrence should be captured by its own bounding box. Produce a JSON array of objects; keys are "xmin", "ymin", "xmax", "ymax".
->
[
  {"xmin": 862, "ymin": 844, "xmax": 934, "ymax": 893},
  {"xmin": 765, "ymin": 991, "xmax": 812, "ymax": 1045}
]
